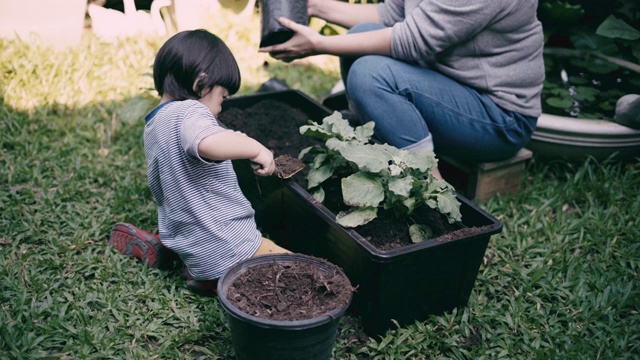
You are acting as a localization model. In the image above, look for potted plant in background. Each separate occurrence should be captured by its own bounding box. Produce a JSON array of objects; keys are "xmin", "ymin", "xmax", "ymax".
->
[
  {"xmin": 217, "ymin": 253, "xmax": 353, "ymax": 360},
  {"xmin": 528, "ymin": 0, "xmax": 640, "ymax": 160},
  {"xmin": 219, "ymin": 90, "xmax": 503, "ymax": 336}
]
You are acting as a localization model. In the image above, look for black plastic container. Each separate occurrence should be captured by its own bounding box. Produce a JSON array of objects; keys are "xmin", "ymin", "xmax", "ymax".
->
[
  {"xmin": 217, "ymin": 254, "xmax": 352, "ymax": 360},
  {"xmin": 221, "ymin": 90, "xmax": 503, "ymax": 336},
  {"xmin": 259, "ymin": 0, "xmax": 308, "ymax": 47}
]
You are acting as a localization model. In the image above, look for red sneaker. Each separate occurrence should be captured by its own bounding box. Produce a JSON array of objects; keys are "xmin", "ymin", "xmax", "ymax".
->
[{"xmin": 109, "ymin": 223, "xmax": 176, "ymax": 269}]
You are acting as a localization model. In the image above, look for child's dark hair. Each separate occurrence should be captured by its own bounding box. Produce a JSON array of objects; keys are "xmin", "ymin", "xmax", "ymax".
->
[{"xmin": 153, "ymin": 29, "xmax": 241, "ymax": 100}]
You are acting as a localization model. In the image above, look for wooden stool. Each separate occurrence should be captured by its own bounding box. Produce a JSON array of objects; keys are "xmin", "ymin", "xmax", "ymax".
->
[{"xmin": 439, "ymin": 148, "xmax": 533, "ymax": 201}]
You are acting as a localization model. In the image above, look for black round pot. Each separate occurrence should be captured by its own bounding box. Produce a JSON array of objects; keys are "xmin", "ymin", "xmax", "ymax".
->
[{"xmin": 217, "ymin": 253, "xmax": 352, "ymax": 360}]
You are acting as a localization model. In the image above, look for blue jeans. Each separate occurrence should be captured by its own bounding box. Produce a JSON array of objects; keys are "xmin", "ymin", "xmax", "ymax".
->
[{"xmin": 340, "ymin": 23, "xmax": 537, "ymax": 162}]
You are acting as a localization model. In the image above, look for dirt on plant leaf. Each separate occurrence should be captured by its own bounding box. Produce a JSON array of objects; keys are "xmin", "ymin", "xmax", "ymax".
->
[
  {"xmin": 226, "ymin": 257, "xmax": 353, "ymax": 321},
  {"xmin": 219, "ymin": 99, "xmax": 484, "ymax": 251},
  {"xmin": 274, "ymin": 154, "xmax": 305, "ymax": 179}
]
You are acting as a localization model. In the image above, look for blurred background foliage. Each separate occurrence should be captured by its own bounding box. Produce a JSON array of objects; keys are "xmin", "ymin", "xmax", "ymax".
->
[{"xmin": 538, "ymin": 0, "xmax": 640, "ymax": 62}]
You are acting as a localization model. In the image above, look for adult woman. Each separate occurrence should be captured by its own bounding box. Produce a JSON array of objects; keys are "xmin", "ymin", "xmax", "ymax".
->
[{"xmin": 260, "ymin": 0, "xmax": 544, "ymax": 176}]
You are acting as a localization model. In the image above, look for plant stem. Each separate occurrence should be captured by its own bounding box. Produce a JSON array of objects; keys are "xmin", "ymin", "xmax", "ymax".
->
[{"xmin": 544, "ymin": 47, "xmax": 640, "ymax": 73}]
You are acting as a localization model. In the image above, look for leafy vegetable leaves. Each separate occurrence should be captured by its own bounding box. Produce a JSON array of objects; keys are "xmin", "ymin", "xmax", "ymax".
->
[{"xmin": 299, "ymin": 111, "xmax": 462, "ymax": 237}]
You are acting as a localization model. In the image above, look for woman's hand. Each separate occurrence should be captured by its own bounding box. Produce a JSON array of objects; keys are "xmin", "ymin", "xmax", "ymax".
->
[
  {"xmin": 258, "ymin": 17, "xmax": 323, "ymax": 62},
  {"xmin": 260, "ymin": 16, "xmax": 392, "ymax": 61}
]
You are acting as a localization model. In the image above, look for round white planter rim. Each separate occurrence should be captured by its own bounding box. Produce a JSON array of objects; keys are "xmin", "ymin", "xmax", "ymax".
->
[
  {"xmin": 527, "ymin": 113, "xmax": 640, "ymax": 159},
  {"xmin": 536, "ymin": 113, "xmax": 640, "ymax": 136}
]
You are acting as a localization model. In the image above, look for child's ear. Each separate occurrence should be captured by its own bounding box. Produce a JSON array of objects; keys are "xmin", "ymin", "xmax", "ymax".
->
[{"xmin": 192, "ymin": 73, "xmax": 208, "ymax": 96}]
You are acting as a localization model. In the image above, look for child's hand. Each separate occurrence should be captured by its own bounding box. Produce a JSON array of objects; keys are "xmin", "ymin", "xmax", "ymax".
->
[{"xmin": 250, "ymin": 147, "xmax": 276, "ymax": 176}]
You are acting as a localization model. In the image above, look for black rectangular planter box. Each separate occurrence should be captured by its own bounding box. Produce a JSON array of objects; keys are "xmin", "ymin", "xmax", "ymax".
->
[{"xmin": 221, "ymin": 90, "xmax": 503, "ymax": 336}]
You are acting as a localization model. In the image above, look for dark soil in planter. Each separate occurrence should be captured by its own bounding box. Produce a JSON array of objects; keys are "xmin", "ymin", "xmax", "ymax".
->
[
  {"xmin": 219, "ymin": 99, "xmax": 474, "ymax": 250},
  {"xmin": 357, "ymin": 208, "xmax": 478, "ymax": 249},
  {"xmin": 219, "ymin": 99, "xmax": 324, "ymax": 169},
  {"xmin": 318, "ymin": 175, "xmax": 471, "ymax": 250},
  {"xmin": 226, "ymin": 258, "xmax": 353, "ymax": 321}
]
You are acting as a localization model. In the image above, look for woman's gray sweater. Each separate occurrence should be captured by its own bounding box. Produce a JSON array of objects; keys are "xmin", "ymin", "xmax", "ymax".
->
[{"xmin": 377, "ymin": 0, "xmax": 545, "ymax": 117}]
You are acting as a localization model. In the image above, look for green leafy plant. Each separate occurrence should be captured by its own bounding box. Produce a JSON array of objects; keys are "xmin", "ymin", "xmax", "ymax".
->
[
  {"xmin": 537, "ymin": 0, "xmax": 640, "ymax": 120},
  {"xmin": 540, "ymin": 49, "xmax": 639, "ymax": 119},
  {"xmin": 298, "ymin": 112, "xmax": 462, "ymax": 243},
  {"xmin": 538, "ymin": 0, "xmax": 640, "ymax": 62}
]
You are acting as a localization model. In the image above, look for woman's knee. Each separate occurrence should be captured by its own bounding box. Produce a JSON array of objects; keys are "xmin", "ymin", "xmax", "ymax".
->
[{"xmin": 347, "ymin": 56, "xmax": 395, "ymax": 97}]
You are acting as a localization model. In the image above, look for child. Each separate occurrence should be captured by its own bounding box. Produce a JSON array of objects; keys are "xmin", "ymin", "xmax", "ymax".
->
[{"xmin": 109, "ymin": 29, "xmax": 290, "ymax": 296}]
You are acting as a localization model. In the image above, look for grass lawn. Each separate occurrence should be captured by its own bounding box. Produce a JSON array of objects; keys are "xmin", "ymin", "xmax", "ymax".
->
[{"xmin": 1, "ymin": 9, "xmax": 639, "ymax": 360}]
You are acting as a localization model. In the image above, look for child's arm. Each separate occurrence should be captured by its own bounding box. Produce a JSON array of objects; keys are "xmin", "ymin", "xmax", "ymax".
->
[{"xmin": 197, "ymin": 130, "xmax": 276, "ymax": 176}]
